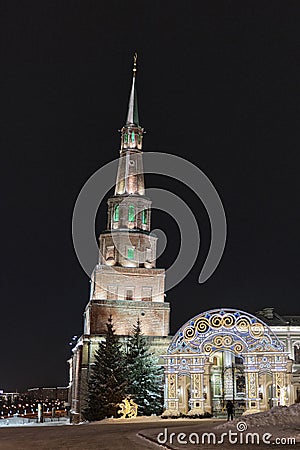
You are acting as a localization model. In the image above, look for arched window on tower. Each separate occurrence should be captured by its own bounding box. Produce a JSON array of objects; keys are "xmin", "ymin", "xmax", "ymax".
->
[
  {"xmin": 113, "ymin": 204, "xmax": 119, "ymax": 222},
  {"xmin": 127, "ymin": 247, "xmax": 135, "ymax": 260},
  {"xmin": 142, "ymin": 209, "xmax": 147, "ymax": 225},
  {"xmin": 105, "ymin": 246, "xmax": 116, "ymax": 266},
  {"xmin": 128, "ymin": 205, "xmax": 135, "ymax": 222}
]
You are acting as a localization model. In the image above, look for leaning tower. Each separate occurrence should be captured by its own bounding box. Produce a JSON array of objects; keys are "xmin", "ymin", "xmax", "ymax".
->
[{"xmin": 69, "ymin": 56, "xmax": 171, "ymax": 419}]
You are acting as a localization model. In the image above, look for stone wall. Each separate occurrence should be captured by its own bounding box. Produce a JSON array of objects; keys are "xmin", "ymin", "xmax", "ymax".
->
[
  {"xmin": 84, "ymin": 299, "xmax": 170, "ymax": 336},
  {"xmin": 92, "ymin": 266, "xmax": 165, "ymax": 302}
]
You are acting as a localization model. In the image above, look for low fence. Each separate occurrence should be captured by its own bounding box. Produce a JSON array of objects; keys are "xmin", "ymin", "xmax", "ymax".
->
[{"xmin": 0, "ymin": 416, "xmax": 69, "ymax": 426}]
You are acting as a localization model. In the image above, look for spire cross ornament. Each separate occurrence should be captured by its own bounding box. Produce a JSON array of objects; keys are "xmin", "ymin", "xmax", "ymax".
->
[
  {"xmin": 133, "ymin": 52, "xmax": 137, "ymax": 77},
  {"xmin": 124, "ymin": 53, "xmax": 140, "ymax": 129}
]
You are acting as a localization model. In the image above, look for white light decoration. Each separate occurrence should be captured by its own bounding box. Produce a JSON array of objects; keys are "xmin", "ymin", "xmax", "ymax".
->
[{"xmin": 162, "ymin": 308, "xmax": 291, "ymax": 417}]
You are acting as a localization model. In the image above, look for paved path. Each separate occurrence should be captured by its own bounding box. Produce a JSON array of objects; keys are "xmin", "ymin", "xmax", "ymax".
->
[
  {"xmin": 140, "ymin": 421, "xmax": 300, "ymax": 450},
  {"xmin": 0, "ymin": 419, "xmax": 218, "ymax": 450},
  {"xmin": 0, "ymin": 419, "xmax": 299, "ymax": 450}
]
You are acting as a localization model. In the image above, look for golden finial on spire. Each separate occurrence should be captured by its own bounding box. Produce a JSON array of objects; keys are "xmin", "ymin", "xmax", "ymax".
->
[{"xmin": 133, "ymin": 52, "xmax": 137, "ymax": 77}]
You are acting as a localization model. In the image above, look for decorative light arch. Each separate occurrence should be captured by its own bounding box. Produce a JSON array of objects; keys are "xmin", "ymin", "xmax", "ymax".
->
[
  {"xmin": 162, "ymin": 308, "xmax": 292, "ymax": 417},
  {"xmin": 168, "ymin": 308, "xmax": 284, "ymax": 355}
]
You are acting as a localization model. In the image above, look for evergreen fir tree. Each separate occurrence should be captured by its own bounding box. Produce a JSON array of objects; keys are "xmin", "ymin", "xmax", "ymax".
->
[
  {"xmin": 83, "ymin": 315, "xmax": 127, "ymax": 421},
  {"xmin": 125, "ymin": 318, "xmax": 164, "ymax": 416}
]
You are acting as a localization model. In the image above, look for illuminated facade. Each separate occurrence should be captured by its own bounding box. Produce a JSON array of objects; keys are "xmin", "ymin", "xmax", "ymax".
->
[
  {"xmin": 68, "ymin": 57, "xmax": 300, "ymax": 420},
  {"xmin": 68, "ymin": 56, "xmax": 170, "ymax": 419},
  {"xmin": 163, "ymin": 308, "xmax": 300, "ymax": 416}
]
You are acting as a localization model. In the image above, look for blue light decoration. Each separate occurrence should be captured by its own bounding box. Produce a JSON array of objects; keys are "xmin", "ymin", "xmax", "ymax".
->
[{"xmin": 168, "ymin": 308, "xmax": 284, "ymax": 355}]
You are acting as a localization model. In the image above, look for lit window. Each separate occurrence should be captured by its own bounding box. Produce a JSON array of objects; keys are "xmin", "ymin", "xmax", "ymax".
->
[
  {"xmin": 142, "ymin": 210, "xmax": 147, "ymax": 225},
  {"xmin": 128, "ymin": 205, "xmax": 135, "ymax": 222},
  {"xmin": 113, "ymin": 205, "xmax": 119, "ymax": 222},
  {"xmin": 124, "ymin": 133, "xmax": 128, "ymax": 144},
  {"xmin": 127, "ymin": 247, "xmax": 134, "ymax": 260},
  {"xmin": 131, "ymin": 131, "xmax": 135, "ymax": 143}
]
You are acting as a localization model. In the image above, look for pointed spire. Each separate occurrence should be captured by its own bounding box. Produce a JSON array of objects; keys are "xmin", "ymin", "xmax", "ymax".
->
[
  {"xmin": 126, "ymin": 53, "xmax": 139, "ymax": 126},
  {"xmin": 120, "ymin": 53, "xmax": 144, "ymax": 153}
]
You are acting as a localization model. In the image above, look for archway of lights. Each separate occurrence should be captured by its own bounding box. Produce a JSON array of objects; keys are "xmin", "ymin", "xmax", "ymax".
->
[{"xmin": 162, "ymin": 309, "xmax": 293, "ymax": 416}]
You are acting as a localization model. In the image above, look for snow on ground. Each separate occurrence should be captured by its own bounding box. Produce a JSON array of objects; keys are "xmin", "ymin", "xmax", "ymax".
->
[
  {"xmin": 101, "ymin": 415, "xmax": 214, "ymax": 424},
  {"xmin": 216, "ymin": 404, "xmax": 300, "ymax": 429},
  {"xmin": 215, "ymin": 403, "xmax": 300, "ymax": 443},
  {"xmin": 100, "ymin": 415, "xmax": 163, "ymax": 424}
]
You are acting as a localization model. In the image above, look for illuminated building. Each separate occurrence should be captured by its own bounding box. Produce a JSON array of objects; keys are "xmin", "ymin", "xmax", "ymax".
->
[
  {"xmin": 163, "ymin": 308, "xmax": 300, "ymax": 416},
  {"xmin": 68, "ymin": 57, "xmax": 300, "ymax": 419},
  {"xmin": 68, "ymin": 56, "xmax": 171, "ymax": 420}
]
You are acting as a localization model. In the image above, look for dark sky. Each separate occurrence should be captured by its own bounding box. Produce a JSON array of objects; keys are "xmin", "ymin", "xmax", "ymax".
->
[{"xmin": 1, "ymin": 1, "xmax": 300, "ymax": 391}]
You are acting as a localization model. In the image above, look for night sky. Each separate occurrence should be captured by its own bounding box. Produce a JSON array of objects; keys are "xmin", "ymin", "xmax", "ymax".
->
[{"xmin": 1, "ymin": 2, "xmax": 300, "ymax": 391}]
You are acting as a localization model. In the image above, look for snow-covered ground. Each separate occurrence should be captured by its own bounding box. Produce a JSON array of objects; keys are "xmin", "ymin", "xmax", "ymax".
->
[
  {"xmin": 217, "ymin": 403, "xmax": 300, "ymax": 429},
  {"xmin": 101, "ymin": 415, "xmax": 214, "ymax": 424},
  {"xmin": 215, "ymin": 403, "xmax": 300, "ymax": 443}
]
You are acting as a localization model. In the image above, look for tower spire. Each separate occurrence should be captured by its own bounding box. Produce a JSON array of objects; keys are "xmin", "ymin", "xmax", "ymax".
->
[
  {"xmin": 126, "ymin": 52, "xmax": 139, "ymax": 126},
  {"xmin": 115, "ymin": 54, "xmax": 145, "ymax": 195},
  {"xmin": 120, "ymin": 53, "xmax": 144, "ymax": 153}
]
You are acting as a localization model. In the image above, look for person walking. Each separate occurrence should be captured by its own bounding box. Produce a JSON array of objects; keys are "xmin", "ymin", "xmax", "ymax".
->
[{"xmin": 226, "ymin": 400, "xmax": 234, "ymax": 421}]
